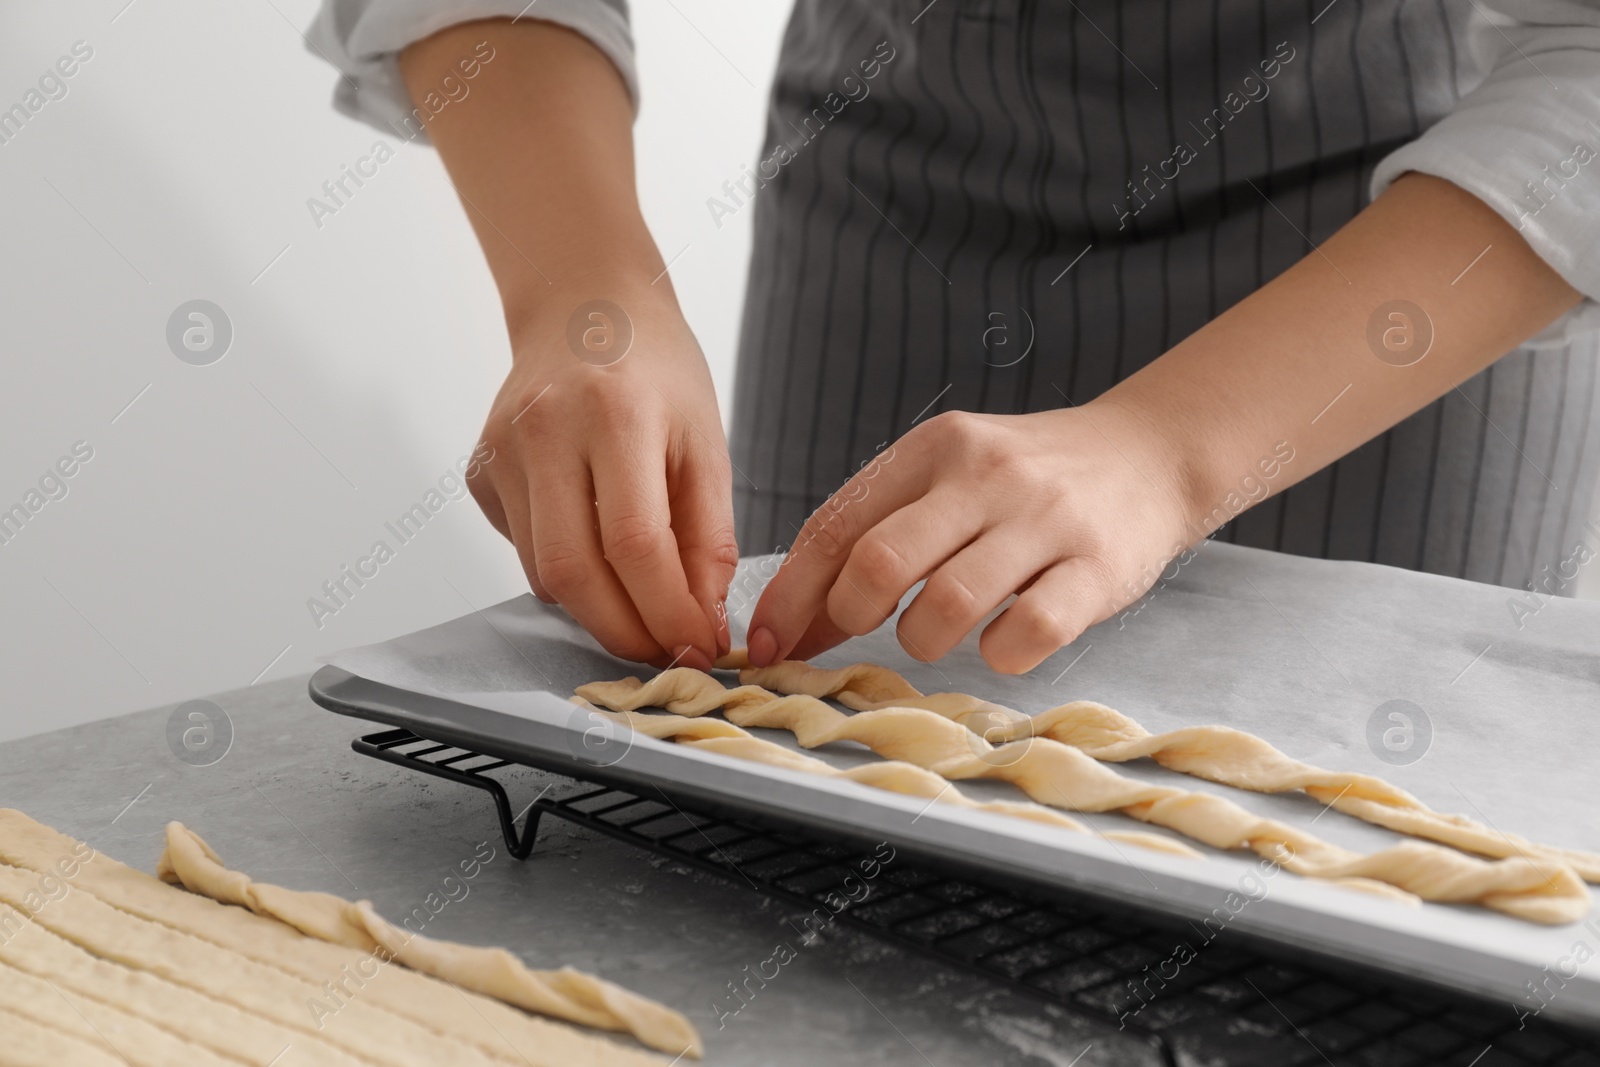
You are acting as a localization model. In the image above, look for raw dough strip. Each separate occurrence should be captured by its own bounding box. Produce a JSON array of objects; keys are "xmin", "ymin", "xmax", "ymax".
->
[
  {"xmin": 0, "ymin": 958, "xmax": 247, "ymax": 1067},
  {"xmin": 577, "ymin": 670, "xmax": 1590, "ymax": 924},
  {"xmin": 157, "ymin": 823, "xmax": 700, "ymax": 1059},
  {"xmin": 0, "ymin": 899, "xmax": 378, "ymax": 1067},
  {"xmin": 0, "ymin": 1002, "xmax": 129, "ymax": 1067},
  {"xmin": 739, "ymin": 659, "xmax": 1600, "ymax": 883},
  {"xmin": 571, "ymin": 698, "xmax": 1201, "ymax": 860},
  {"xmin": 0, "ymin": 811, "xmax": 667, "ymax": 1067}
]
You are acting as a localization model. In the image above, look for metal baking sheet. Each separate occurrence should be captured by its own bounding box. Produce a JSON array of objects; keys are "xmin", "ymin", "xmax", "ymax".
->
[{"xmin": 313, "ymin": 543, "xmax": 1600, "ymax": 1029}]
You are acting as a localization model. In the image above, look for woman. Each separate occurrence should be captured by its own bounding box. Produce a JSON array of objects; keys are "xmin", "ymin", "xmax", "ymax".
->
[{"xmin": 310, "ymin": 0, "xmax": 1600, "ymax": 675}]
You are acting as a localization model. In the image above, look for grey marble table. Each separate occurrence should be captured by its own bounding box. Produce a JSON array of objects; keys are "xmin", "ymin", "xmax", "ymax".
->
[{"xmin": 0, "ymin": 676, "xmax": 1162, "ymax": 1067}]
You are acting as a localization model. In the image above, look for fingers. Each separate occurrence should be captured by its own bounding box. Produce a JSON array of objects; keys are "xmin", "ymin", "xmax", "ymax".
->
[
  {"xmin": 470, "ymin": 452, "xmax": 556, "ymax": 602},
  {"xmin": 783, "ymin": 611, "xmax": 856, "ymax": 663},
  {"xmin": 748, "ymin": 458, "xmax": 925, "ymax": 666},
  {"xmin": 669, "ymin": 436, "xmax": 739, "ymax": 659},
  {"xmin": 895, "ymin": 528, "xmax": 1049, "ymax": 663},
  {"xmin": 468, "ymin": 465, "xmax": 513, "ymax": 542},
  {"xmin": 979, "ymin": 556, "xmax": 1108, "ymax": 674},
  {"xmin": 590, "ymin": 433, "xmax": 718, "ymax": 669},
  {"xmin": 824, "ymin": 491, "xmax": 983, "ymax": 639},
  {"xmin": 526, "ymin": 457, "xmax": 669, "ymax": 665}
]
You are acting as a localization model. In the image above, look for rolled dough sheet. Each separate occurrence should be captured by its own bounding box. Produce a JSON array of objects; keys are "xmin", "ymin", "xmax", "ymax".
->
[
  {"xmin": 0, "ymin": 813, "xmax": 679, "ymax": 1067},
  {"xmin": 0, "ymin": 897, "xmax": 368, "ymax": 1066}
]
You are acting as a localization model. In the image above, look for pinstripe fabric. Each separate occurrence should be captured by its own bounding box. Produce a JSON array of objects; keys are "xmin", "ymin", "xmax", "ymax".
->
[{"xmin": 727, "ymin": 0, "xmax": 1600, "ymax": 592}]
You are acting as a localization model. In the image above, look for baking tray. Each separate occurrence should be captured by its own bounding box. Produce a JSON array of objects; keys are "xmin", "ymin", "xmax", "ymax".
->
[
  {"xmin": 311, "ymin": 542, "xmax": 1600, "ymax": 1030},
  {"xmin": 308, "ymin": 655, "xmax": 1600, "ymax": 1031}
]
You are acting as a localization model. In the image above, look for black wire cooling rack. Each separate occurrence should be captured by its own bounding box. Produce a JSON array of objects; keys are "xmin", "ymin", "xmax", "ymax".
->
[{"xmin": 353, "ymin": 726, "xmax": 1600, "ymax": 1067}]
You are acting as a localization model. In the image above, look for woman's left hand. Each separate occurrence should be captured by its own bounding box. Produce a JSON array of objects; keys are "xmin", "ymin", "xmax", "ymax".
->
[
  {"xmin": 745, "ymin": 401, "xmax": 1198, "ymax": 674},
  {"xmin": 747, "ymin": 173, "xmax": 1589, "ymax": 675}
]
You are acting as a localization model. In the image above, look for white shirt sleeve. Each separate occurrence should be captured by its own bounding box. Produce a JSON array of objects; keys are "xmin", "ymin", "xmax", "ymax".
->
[
  {"xmin": 1370, "ymin": 0, "xmax": 1600, "ymax": 345},
  {"xmin": 304, "ymin": 0, "xmax": 637, "ymax": 142}
]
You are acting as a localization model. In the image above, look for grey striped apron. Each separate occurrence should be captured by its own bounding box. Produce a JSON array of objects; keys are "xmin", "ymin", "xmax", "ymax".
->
[{"xmin": 726, "ymin": 0, "xmax": 1600, "ymax": 592}]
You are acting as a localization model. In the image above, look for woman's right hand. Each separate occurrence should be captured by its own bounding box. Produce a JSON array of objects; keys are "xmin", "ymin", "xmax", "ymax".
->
[
  {"xmin": 398, "ymin": 18, "xmax": 738, "ymax": 669},
  {"xmin": 472, "ymin": 284, "xmax": 737, "ymax": 672}
]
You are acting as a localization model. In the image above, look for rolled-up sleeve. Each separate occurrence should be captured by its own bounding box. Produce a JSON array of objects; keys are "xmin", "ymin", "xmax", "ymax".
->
[
  {"xmin": 305, "ymin": 0, "xmax": 637, "ymax": 142},
  {"xmin": 1370, "ymin": 0, "xmax": 1600, "ymax": 344}
]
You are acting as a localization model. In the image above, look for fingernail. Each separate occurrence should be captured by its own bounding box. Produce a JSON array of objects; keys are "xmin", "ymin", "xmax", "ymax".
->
[
  {"xmin": 675, "ymin": 644, "xmax": 713, "ymax": 672},
  {"xmin": 748, "ymin": 627, "xmax": 777, "ymax": 667}
]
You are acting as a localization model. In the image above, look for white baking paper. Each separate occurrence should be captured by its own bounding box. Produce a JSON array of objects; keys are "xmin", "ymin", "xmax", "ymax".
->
[{"xmin": 323, "ymin": 541, "xmax": 1600, "ymax": 1028}]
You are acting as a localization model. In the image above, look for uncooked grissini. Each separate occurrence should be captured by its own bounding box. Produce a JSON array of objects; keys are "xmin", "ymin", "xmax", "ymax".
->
[
  {"xmin": 572, "ymin": 698, "xmax": 1203, "ymax": 862},
  {"xmin": 0, "ymin": 809, "xmax": 697, "ymax": 1066},
  {"xmin": 575, "ymin": 669, "xmax": 1590, "ymax": 924},
  {"xmin": 155, "ymin": 822, "xmax": 701, "ymax": 1057},
  {"xmin": 736, "ymin": 659, "xmax": 1600, "ymax": 884}
]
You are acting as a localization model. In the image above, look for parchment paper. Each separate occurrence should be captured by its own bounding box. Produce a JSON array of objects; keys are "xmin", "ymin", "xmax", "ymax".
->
[{"xmin": 323, "ymin": 541, "xmax": 1600, "ymax": 1027}]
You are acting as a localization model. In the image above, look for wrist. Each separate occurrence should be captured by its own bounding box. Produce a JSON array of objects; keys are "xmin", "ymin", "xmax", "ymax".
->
[
  {"xmin": 1094, "ymin": 376, "xmax": 1301, "ymax": 547},
  {"xmin": 492, "ymin": 195, "xmax": 672, "ymax": 335},
  {"xmin": 1081, "ymin": 391, "xmax": 1217, "ymax": 547},
  {"xmin": 503, "ymin": 264, "xmax": 683, "ymax": 367}
]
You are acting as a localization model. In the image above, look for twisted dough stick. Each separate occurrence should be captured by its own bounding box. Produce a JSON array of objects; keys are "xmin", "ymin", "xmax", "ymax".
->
[
  {"xmin": 157, "ymin": 822, "xmax": 702, "ymax": 1058},
  {"xmin": 577, "ymin": 670, "xmax": 1590, "ymax": 924},
  {"xmin": 571, "ymin": 698, "xmax": 1202, "ymax": 860},
  {"xmin": 738, "ymin": 660, "xmax": 1600, "ymax": 884}
]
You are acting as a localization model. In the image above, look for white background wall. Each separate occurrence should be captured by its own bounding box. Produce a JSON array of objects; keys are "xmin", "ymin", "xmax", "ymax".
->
[
  {"xmin": 2, "ymin": 3, "xmax": 1594, "ymax": 744},
  {"xmin": 0, "ymin": 0, "xmax": 791, "ymax": 741}
]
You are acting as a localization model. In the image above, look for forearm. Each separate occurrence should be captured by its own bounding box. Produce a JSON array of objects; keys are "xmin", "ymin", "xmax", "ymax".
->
[
  {"xmin": 399, "ymin": 18, "xmax": 665, "ymax": 345},
  {"xmin": 1105, "ymin": 173, "xmax": 1583, "ymax": 538},
  {"xmin": 401, "ymin": 20, "xmax": 734, "ymax": 668}
]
